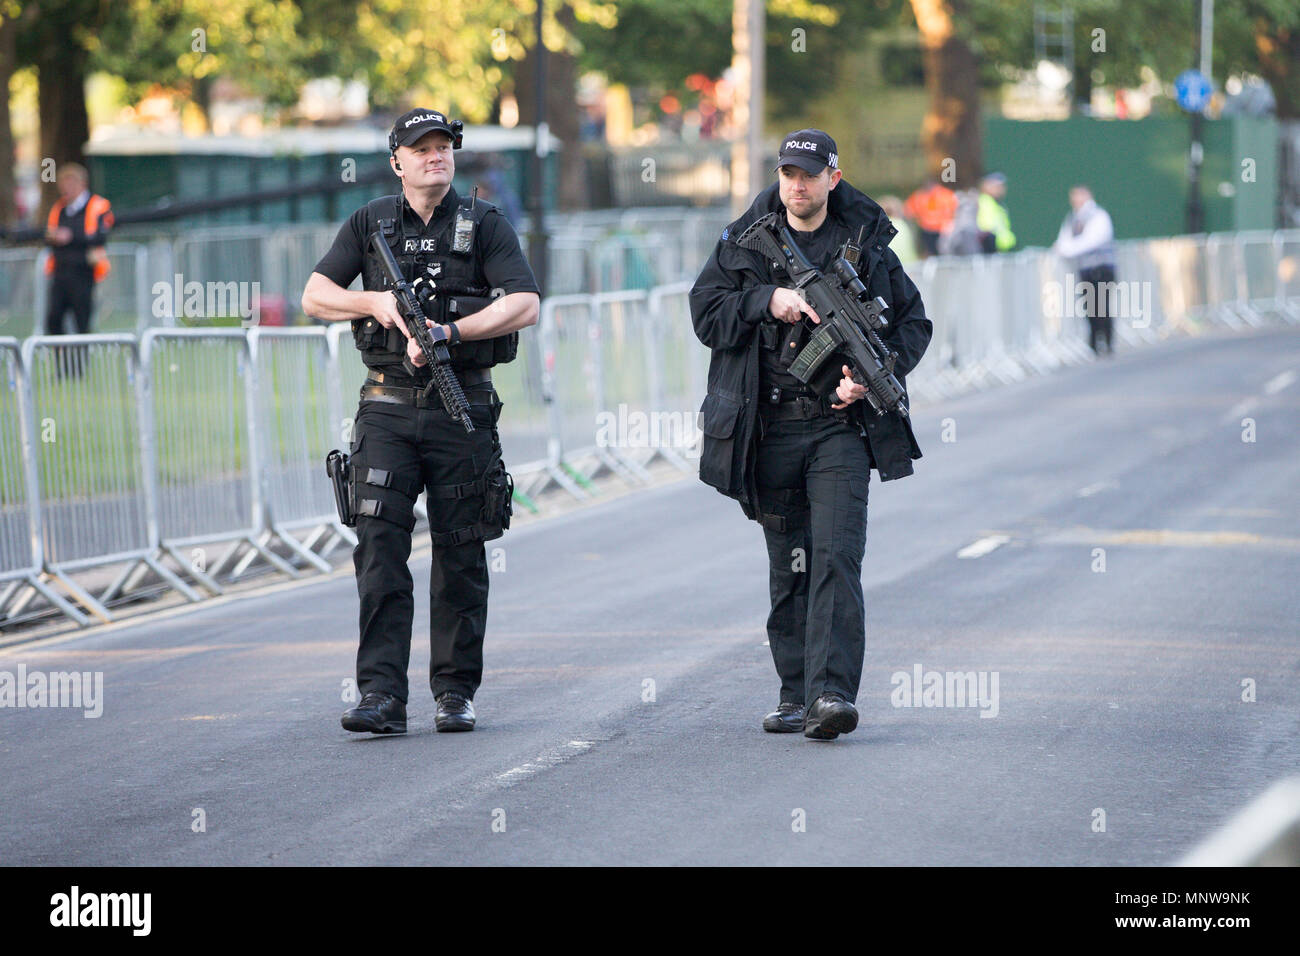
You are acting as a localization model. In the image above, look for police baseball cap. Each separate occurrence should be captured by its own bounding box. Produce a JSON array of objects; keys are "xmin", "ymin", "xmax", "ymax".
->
[
  {"xmin": 775, "ymin": 129, "xmax": 838, "ymax": 174},
  {"xmin": 389, "ymin": 108, "xmax": 464, "ymax": 152}
]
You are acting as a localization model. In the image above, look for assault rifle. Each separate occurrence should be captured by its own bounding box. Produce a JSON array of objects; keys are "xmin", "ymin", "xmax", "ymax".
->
[
  {"xmin": 369, "ymin": 233, "xmax": 474, "ymax": 432},
  {"xmin": 735, "ymin": 211, "xmax": 909, "ymax": 418}
]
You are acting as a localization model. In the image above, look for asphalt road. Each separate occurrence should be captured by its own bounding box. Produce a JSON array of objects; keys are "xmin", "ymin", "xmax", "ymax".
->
[{"xmin": 2, "ymin": 327, "xmax": 1297, "ymax": 866}]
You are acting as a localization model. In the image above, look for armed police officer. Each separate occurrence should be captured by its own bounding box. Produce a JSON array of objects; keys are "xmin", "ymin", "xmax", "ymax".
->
[
  {"xmin": 302, "ymin": 109, "xmax": 539, "ymax": 734},
  {"xmin": 689, "ymin": 130, "xmax": 931, "ymax": 740}
]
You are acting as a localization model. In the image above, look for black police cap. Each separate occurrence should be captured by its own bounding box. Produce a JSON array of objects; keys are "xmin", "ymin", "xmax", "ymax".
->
[{"xmin": 389, "ymin": 109, "xmax": 464, "ymax": 152}]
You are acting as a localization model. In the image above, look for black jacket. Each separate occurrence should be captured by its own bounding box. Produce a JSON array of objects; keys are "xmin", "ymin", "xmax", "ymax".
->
[{"xmin": 689, "ymin": 179, "xmax": 932, "ymax": 519}]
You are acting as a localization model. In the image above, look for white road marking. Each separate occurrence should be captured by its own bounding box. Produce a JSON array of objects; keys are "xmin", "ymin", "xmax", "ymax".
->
[
  {"xmin": 957, "ymin": 535, "xmax": 1011, "ymax": 559},
  {"xmin": 1077, "ymin": 479, "xmax": 1119, "ymax": 498},
  {"xmin": 1200, "ymin": 508, "xmax": 1279, "ymax": 518},
  {"xmin": 1263, "ymin": 369, "xmax": 1297, "ymax": 395},
  {"xmin": 2, "ymin": 467, "xmax": 696, "ymax": 653},
  {"xmin": 1226, "ymin": 399, "xmax": 1257, "ymax": 421},
  {"xmin": 1042, "ymin": 527, "xmax": 1300, "ymax": 552},
  {"xmin": 1224, "ymin": 368, "xmax": 1295, "ymax": 423},
  {"xmin": 496, "ymin": 740, "xmax": 595, "ymax": 785}
]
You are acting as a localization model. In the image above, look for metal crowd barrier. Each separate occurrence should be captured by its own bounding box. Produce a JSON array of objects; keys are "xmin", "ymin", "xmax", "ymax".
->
[
  {"xmin": 241, "ymin": 328, "xmax": 337, "ymax": 576},
  {"xmin": 527, "ymin": 294, "xmax": 599, "ymax": 500},
  {"xmin": 588, "ymin": 290, "xmax": 655, "ymax": 482},
  {"xmin": 15, "ymin": 334, "xmax": 202, "ymax": 624},
  {"xmin": 0, "ymin": 252, "xmax": 39, "ymax": 338},
  {"xmin": 0, "ymin": 337, "xmax": 91, "ymax": 625},
  {"xmin": 139, "ymin": 328, "xmax": 298, "ymax": 593},
  {"xmin": 648, "ymin": 281, "xmax": 708, "ymax": 467},
  {"xmin": 3, "ymin": 209, "xmax": 733, "ymax": 336},
  {"xmin": 4, "ymin": 245, "xmax": 152, "ymax": 338},
  {"xmin": 905, "ymin": 230, "xmax": 1300, "ymax": 403},
  {"xmin": 0, "ymin": 228, "xmax": 1297, "ymax": 629}
]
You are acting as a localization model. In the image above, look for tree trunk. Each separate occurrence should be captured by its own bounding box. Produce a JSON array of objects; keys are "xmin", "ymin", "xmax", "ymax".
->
[
  {"xmin": 1253, "ymin": 22, "xmax": 1298, "ymax": 120},
  {"xmin": 37, "ymin": 42, "xmax": 91, "ymax": 215},
  {"xmin": 910, "ymin": 0, "xmax": 982, "ymax": 187},
  {"xmin": 516, "ymin": 4, "xmax": 586, "ymax": 211},
  {"xmin": 0, "ymin": 15, "xmax": 17, "ymax": 228},
  {"xmin": 193, "ymin": 75, "xmax": 214, "ymax": 133}
]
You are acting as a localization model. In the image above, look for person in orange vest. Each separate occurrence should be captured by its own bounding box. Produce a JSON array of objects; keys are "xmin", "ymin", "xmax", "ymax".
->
[
  {"xmin": 44, "ymin": 164, "xmax": 113, "ymax": 354},
  {"xmin": 904, "ymin": 178, "xmax": 957, "ymax": 257}
]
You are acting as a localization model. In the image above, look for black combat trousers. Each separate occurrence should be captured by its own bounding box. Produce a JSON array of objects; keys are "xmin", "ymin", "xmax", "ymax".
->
[
  {"xmin": 46, "ymin": 268, "xmax": 96, "ymax": 335},
  {"xmin": 350, "ymin": 386, "xmax": 502, "ymax": 703},
  {"xmin": 754, "ymin": 407, "xmax": 872, "ymax": 707},
  {"xmin": 1079, "ymin": 264, "xmax": 1116, "ymax": 355},
  {"xmin": 46, "ymin": 268, "xmax": 96, "ymax": 377}
]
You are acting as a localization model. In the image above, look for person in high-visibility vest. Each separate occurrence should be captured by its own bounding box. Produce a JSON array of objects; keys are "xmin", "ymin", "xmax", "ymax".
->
[
  {"xmin": 904, "ymin": 179, "xmax": 957, "ymax": 257},
  {"xmin": 880, "ymin": 195, "xmax": 920, "ymax": 265},
  {"xmin": 44, "ymin": 164, "xmax": 113, "ymax": 353},
  {"xmin": 976, "ymin": 172, "xmax": 1016, "ymax": 253}
]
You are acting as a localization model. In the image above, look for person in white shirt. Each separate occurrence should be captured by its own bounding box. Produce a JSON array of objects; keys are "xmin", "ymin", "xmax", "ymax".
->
[{"xmin": 1052, "ymin": 185, "xmax": 1116, "ymax": 355}]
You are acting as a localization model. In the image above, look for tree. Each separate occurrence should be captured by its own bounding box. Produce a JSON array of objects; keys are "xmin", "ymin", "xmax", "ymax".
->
[
  {"xmin": 511, "ymin": 3, "xmax": 588, "ymax": 209},
  {"xmin": 1214, "ymin": 0, "xmax": 1300, "ymax": 118},
  {"xmin": 902, "ymin": 0, "xmax": 1300, "ymax": 187},
  {"xmin": 92, "ymin": 0, "xmax": 309, "ymax": 126},
  {"xmin": 13, "ymin": 0, "xmax": 115, "ymax": 213},
  {"xmin": 910, "ymin": 0, "xmax": 980, "ymax": 184},
  {"xmin": 0, "ymin": 2, "xmax": 24, "ymax": 227},
  {"xmin": 569, "ymin": 0, "xmax": 870, "ymax": 128},
  {"xmin": 971, "ymin": 0, "xmax": 1300, "ymax": 120}
]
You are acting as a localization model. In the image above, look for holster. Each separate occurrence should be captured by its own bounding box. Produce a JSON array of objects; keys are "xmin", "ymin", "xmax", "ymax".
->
[
  {"xmin": 427, "ymin": 445, "xmax": 514, "ymax": 548},
  {"xmin": 482, "ymin": 447, "xmax": 514, "ymax": 539},
  {"xmin": 755, "ymin": 487, "xmax": 808, "ymax": 534},
  {"xmin": 325, "ymin": 449, "xmax": 355, "ymax": 527}
]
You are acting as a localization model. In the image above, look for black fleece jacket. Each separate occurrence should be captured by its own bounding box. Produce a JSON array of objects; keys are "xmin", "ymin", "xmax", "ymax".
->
[{"xmin": 689, "ymin": 178, "xmax": 933, "ymax": 517}]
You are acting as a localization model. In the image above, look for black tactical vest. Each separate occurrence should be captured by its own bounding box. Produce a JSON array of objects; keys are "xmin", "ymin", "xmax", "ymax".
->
[{"xmin": 354, "ymin": 192, "xmax": 517, "ymax": 371}]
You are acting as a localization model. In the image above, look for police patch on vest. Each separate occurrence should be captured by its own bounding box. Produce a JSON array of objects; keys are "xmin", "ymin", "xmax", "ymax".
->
[{"xmin": 403, "ymin": 238, "xmax": 437, "ymax": 253}]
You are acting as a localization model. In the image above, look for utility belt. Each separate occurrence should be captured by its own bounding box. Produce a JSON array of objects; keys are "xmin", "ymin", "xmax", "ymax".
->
[
  {"xmin": 359, "ymin": 368, "xmax": 494, "ymax": 407},
  {"xmin": 326, "ymin": 366, "xmax": 513, "ymax": 545},
  {"xmin": 325, "ymin": 443, "xmax": 513, "ymax": 547},
  {"xmin": 758, "ymin": 384, "xmax": 845, "ymax": 422}
]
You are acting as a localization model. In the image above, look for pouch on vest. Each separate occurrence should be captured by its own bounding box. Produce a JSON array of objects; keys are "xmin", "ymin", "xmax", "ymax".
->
[{"xmin": 446, "ymin": 293, "xmax": 519, "ymax": 368}]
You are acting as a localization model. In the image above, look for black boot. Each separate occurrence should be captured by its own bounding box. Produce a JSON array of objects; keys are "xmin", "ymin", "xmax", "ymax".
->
[
  {"xmin": 435, "ymin": 691, "xmax": 476, "ymax": 732},
  {"xmin": 803, "ymin": 693, "xmax": 859, "ymax": 740},
  {"xmin": 341, "ymin": 691, "xmax": 407, "ymax": 734},
  {"xmin": 762, "ymin": 702, "xmax": 805, "ymax": 733}
]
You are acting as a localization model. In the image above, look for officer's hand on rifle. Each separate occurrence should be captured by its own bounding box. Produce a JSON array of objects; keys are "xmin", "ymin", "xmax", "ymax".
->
[
  {"xmin": 831, "ymin": 365, "xmax": 868, "ymax": 409},
  {"xmin": 404, "ymin": 319, "xmax": 453, "ymax": 369},
  {"xmin": 768, "ymin": 287, "xmax": 820, "ymax": 325},
  {"xmin": 369, "ymin": 290, "xmax": 407, "ymax": 331},
  {"xmin": 406, "ymin": 333, "xmax": 427, "ymax": 368}
]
